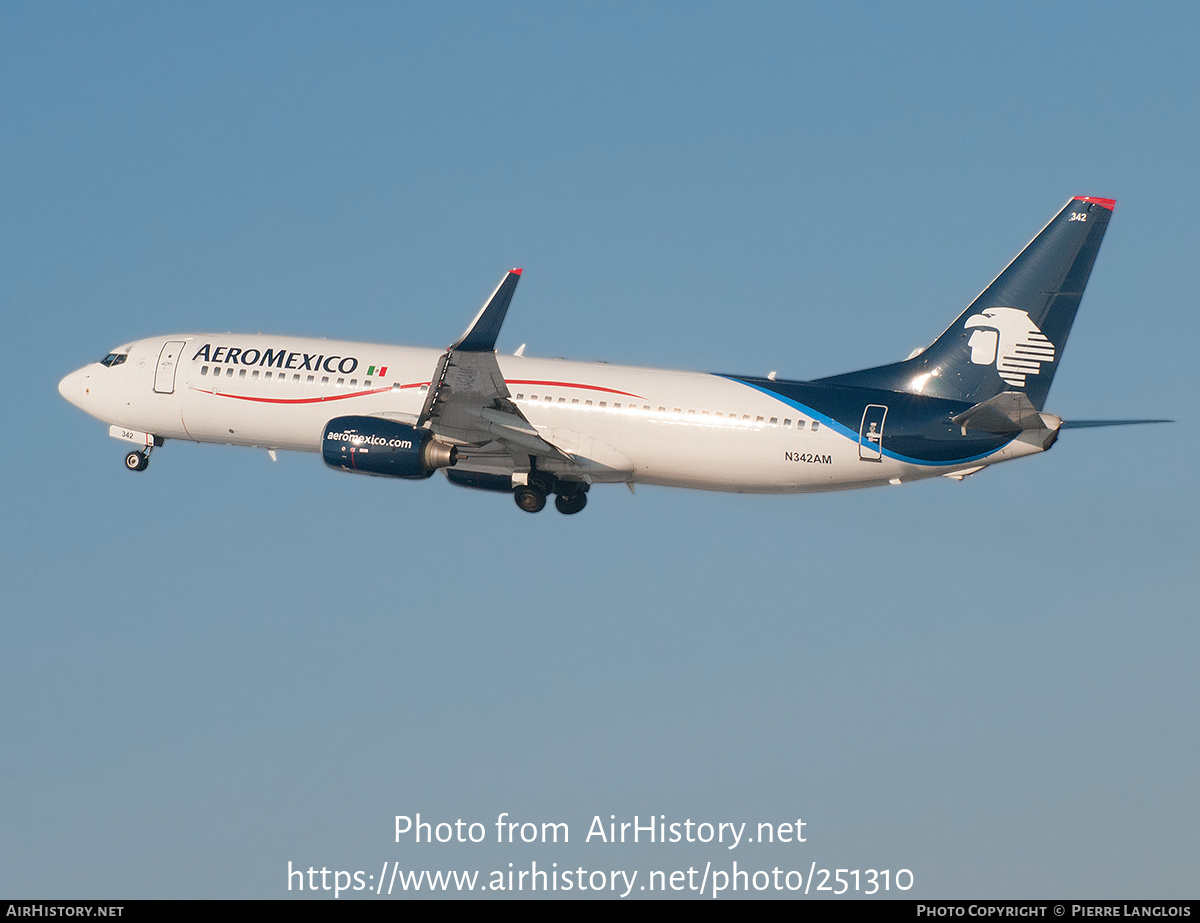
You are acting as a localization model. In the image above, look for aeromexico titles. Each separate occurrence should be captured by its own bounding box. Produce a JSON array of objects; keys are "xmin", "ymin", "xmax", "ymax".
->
[{"xmin": 58, "ymin": 196, "xmax": 1165, "ymax": 515}]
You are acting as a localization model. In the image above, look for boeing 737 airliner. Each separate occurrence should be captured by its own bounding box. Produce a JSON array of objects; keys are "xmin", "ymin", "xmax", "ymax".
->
[{"xmin": 58, "ymin": 197, "xmax": 1164, "ymax": 514}]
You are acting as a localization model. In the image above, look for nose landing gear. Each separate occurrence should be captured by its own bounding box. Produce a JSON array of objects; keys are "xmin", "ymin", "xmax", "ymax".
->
[{"xmin": 120, "ymin": 433, "xmax": 162, "ymax": 472}]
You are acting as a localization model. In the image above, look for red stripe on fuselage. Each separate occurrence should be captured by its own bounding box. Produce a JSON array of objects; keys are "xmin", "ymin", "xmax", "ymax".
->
[
  {"xmin": 193, "ymin": 385, "xmax": 415, "ymax": 405},
  {"xmin": 505, "ymin": 379, "xmax": 645, "ymax": 399},
  {"xmin": 192, "ymin": 377, "xmax": 645, "ymax": 406}
]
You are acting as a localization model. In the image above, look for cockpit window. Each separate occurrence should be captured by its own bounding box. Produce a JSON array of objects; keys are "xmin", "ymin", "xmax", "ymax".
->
[{"xmin": 101, "ymin": 353, "xmax": 128, "ymax": 367}]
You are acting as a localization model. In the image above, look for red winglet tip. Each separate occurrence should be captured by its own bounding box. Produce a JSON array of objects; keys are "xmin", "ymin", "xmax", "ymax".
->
[
  {"xmin": 1073, "ymin": 196, "xmax": 1116, "ymax": 211},
  {"xmin": 511, "ymin": 268, "xmax": 523, "ymax": 275}
]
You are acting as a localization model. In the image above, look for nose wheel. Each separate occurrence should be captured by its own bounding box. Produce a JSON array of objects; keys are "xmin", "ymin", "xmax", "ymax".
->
[{"xmin": 125, "ymin": 449, "xmax": 151, "ymax": 472}]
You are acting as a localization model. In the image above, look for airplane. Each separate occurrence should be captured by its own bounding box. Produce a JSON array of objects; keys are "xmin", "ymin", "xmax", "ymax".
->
[{"xmin": 58, "ymin": 196, "xmax": 1166, "ymax": 515}]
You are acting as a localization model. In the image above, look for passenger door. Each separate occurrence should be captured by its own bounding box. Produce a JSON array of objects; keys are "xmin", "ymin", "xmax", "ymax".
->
[
  {"xmin": 858, "ymin": 404, "xmax": 887, "ymax": 461},
  {"xmin": 153, "ymin": 341, "xmax": 186, "ymax": 394}
]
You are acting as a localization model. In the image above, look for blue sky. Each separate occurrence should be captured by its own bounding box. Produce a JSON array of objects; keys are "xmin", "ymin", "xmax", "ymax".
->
[{"xmin": 2, "ymin": 1, "xmax": 1195, "ymax": 899}]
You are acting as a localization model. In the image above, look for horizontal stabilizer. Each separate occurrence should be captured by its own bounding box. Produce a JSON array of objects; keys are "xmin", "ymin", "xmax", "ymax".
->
[
  {"xmin": 1059, "ymin": 418, "xmax": 1172, "ymax": 429},
  {"xmin": 950, "ymin": 391, "xmax": 1050, "ymax": 434}
]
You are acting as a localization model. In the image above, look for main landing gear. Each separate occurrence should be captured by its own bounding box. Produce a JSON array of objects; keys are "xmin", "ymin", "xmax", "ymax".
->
[
  {"xmin": 513, "ymin": 475, "xmax": 588, "ymax": 515},
  {"xmin": 124, "ymin": 448, "xmax": 152, "ymax": 472},
  {"xmin": 514, "ymin": 485, "xmax": 546, "ymax": 513},
  {"xmin": 554, "ymin": 490, "xmax": 587, "ymax": 515}
]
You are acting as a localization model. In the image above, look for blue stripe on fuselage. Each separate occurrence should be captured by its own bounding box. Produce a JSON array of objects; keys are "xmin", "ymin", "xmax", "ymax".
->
[{"xmin": 718, "ymin": 375, "xmax": 1013, "ymax": 467}]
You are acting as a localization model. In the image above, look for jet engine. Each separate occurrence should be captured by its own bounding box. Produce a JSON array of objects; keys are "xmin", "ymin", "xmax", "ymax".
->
[{"xmin": 322, "ymin": 416, "xmax": 457, "ymax": 479}]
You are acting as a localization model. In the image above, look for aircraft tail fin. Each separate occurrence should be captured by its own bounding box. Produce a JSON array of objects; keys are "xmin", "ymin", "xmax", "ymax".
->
[{"xmin": 815, "ymin": 197, "xmax": 1115, "ymax": 409}]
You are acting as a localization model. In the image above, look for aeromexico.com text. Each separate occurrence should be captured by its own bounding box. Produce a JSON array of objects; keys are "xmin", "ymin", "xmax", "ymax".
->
[
  {"xmin": 326, "ymin": 431, "xmax": 413, "ymax": 449},
  {"xmin": 192, "ymin": 343, "xmax": 360, "ymax": 375}
]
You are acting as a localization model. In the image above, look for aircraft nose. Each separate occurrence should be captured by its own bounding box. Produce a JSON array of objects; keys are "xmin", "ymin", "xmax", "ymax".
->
[{"xmin": 58, "ymin": 368, "xmax": 84, "ymax": 407}]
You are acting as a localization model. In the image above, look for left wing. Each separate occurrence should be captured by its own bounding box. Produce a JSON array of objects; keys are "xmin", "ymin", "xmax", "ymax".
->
[{"xmin": 416, "ymin": 269, "xmax": 579, "ymax": 470}]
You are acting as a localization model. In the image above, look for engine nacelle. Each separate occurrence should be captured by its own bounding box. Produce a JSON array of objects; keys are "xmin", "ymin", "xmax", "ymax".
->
[{"xmin": 322, "ymin": 416, "xmax": 457, "ymax": 480}]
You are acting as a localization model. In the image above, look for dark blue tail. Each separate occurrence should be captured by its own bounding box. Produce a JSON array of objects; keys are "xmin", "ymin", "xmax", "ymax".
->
[{"xmin": 816, "ymin": 197, "xmax": 1115, "ymax": 410}]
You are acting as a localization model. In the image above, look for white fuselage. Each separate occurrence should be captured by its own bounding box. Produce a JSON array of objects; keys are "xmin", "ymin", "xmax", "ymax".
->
[{"xmin": 59, "ymin": 333, "xmax": 1039, "ymax": 493}]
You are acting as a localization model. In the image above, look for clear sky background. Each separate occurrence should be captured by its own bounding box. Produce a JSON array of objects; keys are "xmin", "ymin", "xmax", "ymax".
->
[{"xmin": 2, "ymin": 1, "xmax": 1195, "ymax": 899}]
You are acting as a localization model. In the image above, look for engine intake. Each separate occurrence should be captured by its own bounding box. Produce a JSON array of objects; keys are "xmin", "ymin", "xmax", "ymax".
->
[{"xmin": 322, "ymin": 416, "xmax": 457, "ymax": 479}]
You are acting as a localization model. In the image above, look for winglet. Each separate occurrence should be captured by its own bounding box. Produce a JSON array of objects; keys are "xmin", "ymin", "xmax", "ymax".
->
[{"xmin": 451, "ymin": 269, "xmax": 523, "ymax": 352}]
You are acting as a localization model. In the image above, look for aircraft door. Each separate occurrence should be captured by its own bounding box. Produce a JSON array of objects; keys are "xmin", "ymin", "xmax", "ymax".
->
[
  {"xmin": 858, "ymin": 404, "xmax": 887, "ymax": 461},
  {"xmin": 154, "ymin": 340, "xmax": 186, "ymax": 394}
]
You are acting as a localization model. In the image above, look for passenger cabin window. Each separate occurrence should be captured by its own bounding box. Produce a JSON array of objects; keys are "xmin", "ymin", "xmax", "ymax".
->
[{"xmin": 100, "ymin": 353, "xmax": 128, "ymax": 367}]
